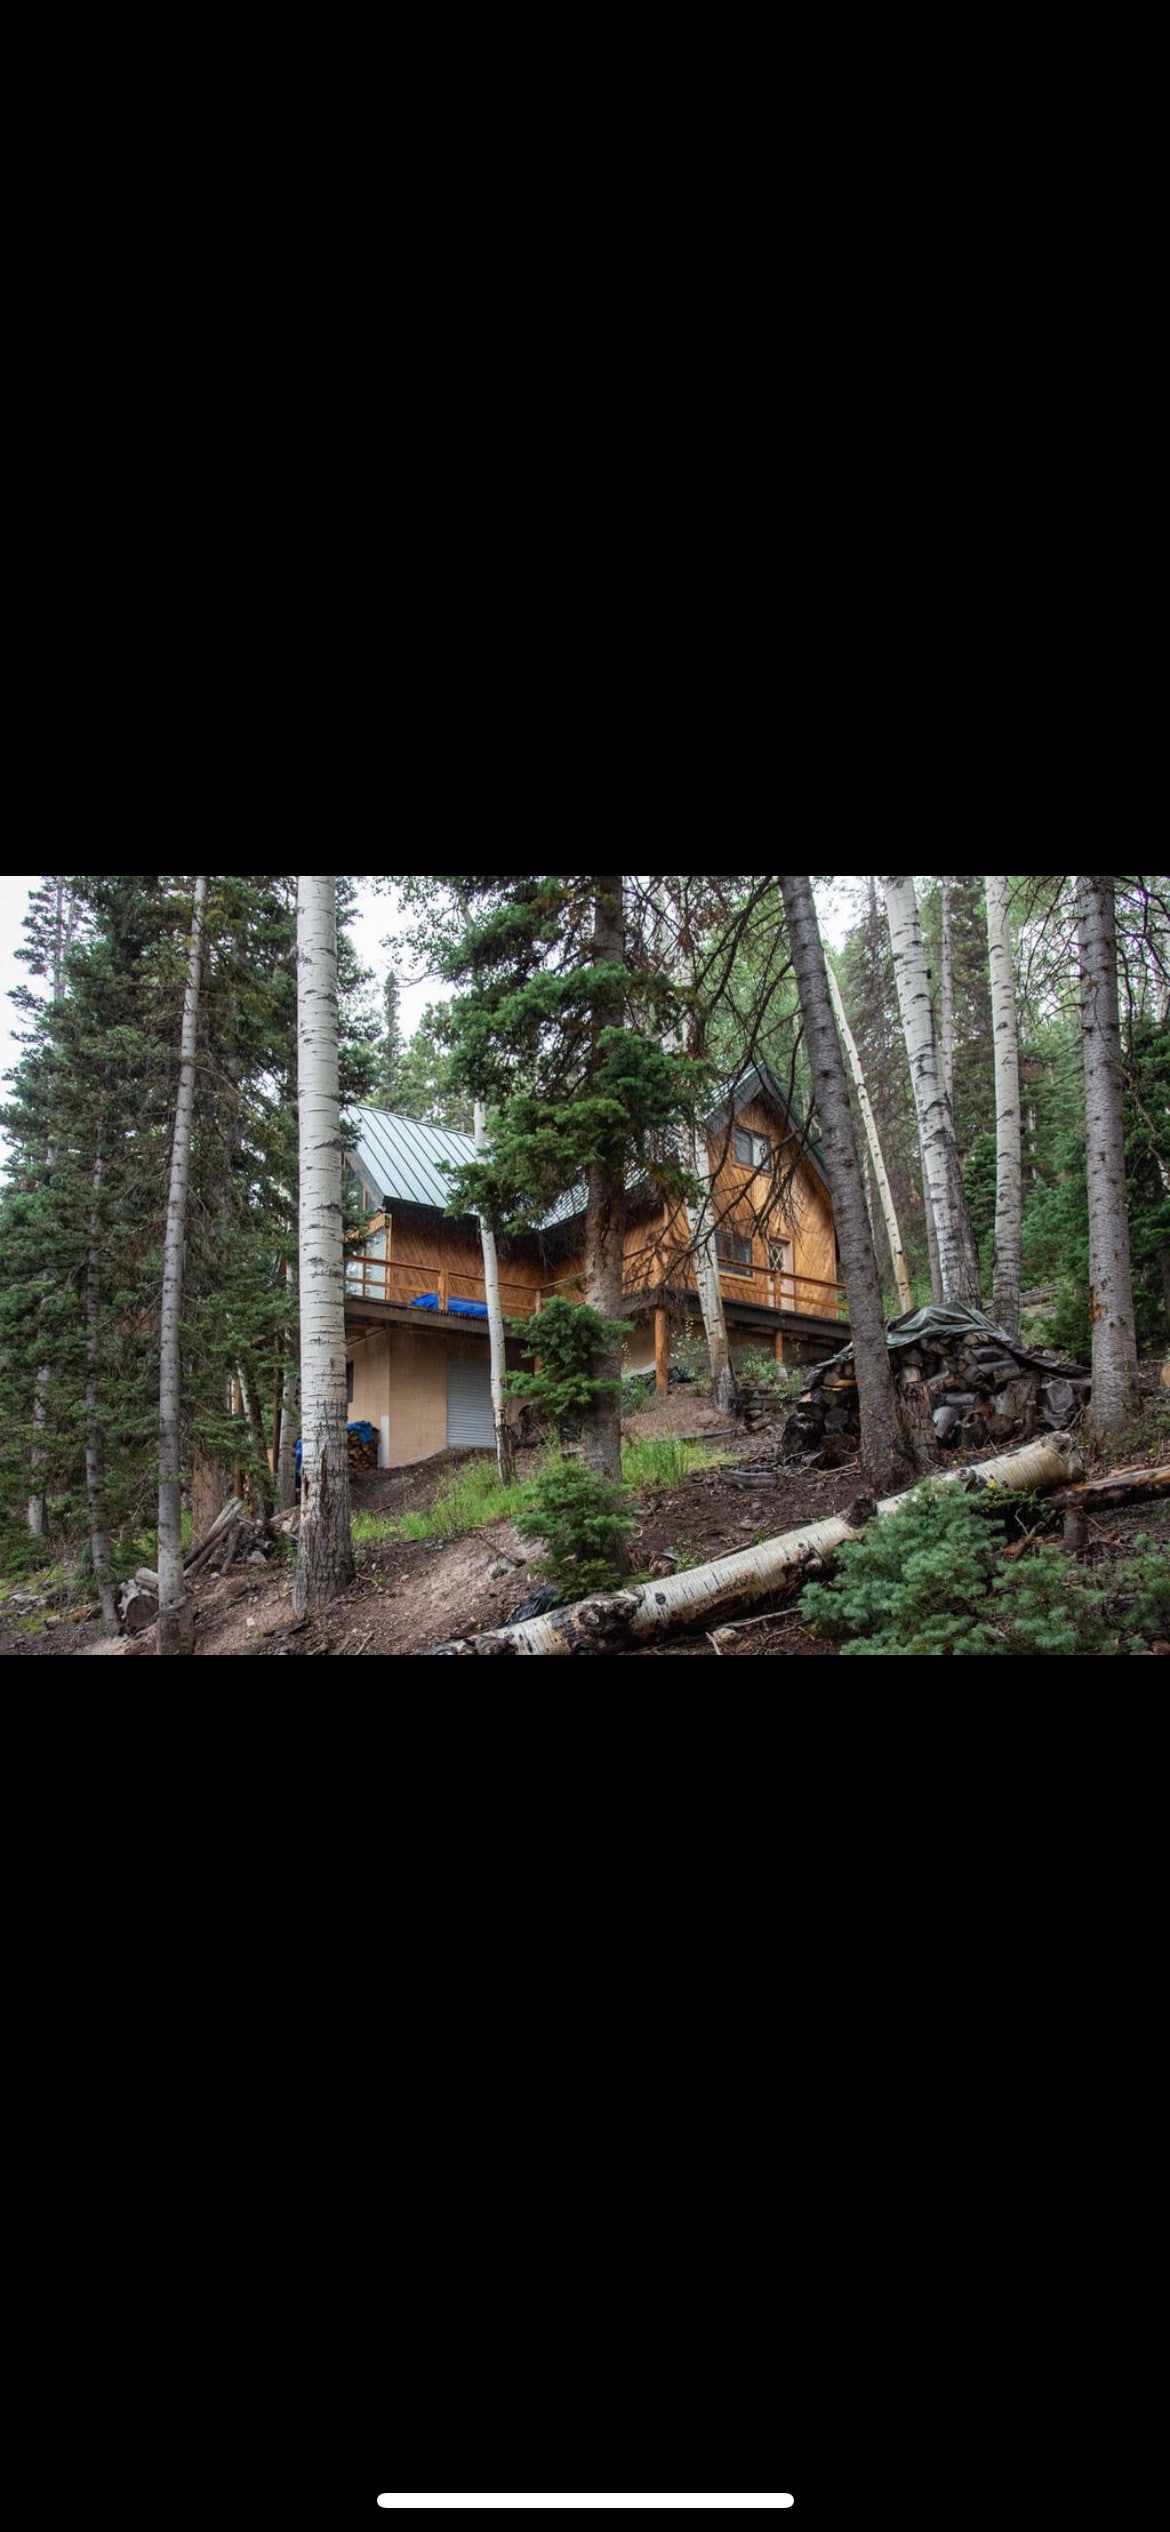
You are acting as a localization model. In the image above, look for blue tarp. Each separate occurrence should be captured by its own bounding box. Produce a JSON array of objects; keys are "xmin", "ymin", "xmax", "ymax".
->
[{"xmin": 409, "ymin": 1293, "xmax": 489, "ymax": 1318}]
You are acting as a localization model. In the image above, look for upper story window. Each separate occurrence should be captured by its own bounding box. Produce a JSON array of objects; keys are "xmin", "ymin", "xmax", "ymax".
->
[
  {"xmin": 734, "ymin": 1127, "xmax": 772, "ymax": 1171},
  {"xmin": 716, "ymin": 1231, "xmax": 754, "ymax": 1275}
]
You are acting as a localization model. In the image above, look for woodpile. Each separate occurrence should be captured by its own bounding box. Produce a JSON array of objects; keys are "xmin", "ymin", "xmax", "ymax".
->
[
  {"xmin": 114, "ymin": 1494, "xmax": 288, "ymax": 1635},
  {"xmin": 737, "ymin": 1385, "xmax": 793, "ymax": 1437},
  {"xmin": 779, "ymin": 1311, "xmax": 1091, "ymax": 1468}
]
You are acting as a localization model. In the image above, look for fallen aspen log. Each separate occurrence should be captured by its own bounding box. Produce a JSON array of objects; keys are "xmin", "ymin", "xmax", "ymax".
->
[
  {"xmin": 430, "ymin": 1434, "xmax": 1083, "ymax": 1655},
  {"xmin": 118, "ymin": 1580, "xmax": 160, "ymax": 1636}
]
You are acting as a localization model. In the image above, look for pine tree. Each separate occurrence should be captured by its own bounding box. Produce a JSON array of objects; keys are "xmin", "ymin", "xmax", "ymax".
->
[
  {"xmin": 0, "ymin": 877, "xmax": 189, "ymax": 1592},
  {"xmin": 645, "ymin": 877, "xmax": 737, "ymax": 1409},
  {"xmin": 391, "ymin": 1003, "xmax": 473, "ymax": 1128},
  {"xmin": 376, "ymin": 970, "xmax": 404, "ymax": 1107},
  {"xmin": 408, "ymin": 876, "xmax": 707, "ymax": 1579},
  {"xmin": 0, "ymin": 874, "xmax": 374, "ymax": 1603}
]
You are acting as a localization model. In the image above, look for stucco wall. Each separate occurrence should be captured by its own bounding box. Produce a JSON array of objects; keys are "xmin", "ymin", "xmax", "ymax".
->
[{"xmin": 349, "ymin": 1329, "xmax": 389, "ymax": 1431}]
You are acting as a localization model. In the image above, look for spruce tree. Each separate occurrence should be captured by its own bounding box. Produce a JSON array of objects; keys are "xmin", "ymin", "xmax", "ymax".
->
[
  {"xmin": 376, "ymin": 970, "xmax": 404, "ymax": 1107},
  {"xmin": 402, "ymin": 876, "xmax": 706, "ymax": 1582}
]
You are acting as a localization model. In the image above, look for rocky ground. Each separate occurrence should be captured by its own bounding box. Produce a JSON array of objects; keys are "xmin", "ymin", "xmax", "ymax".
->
[{"xmin": 2, "ymin": 1363, "xmax": 1166, "ymax": 1662}]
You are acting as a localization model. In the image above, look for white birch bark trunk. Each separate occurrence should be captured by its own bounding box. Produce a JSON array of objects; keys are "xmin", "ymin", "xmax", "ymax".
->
[
  {"xmin": 1077, "ymin": 877, "xmax": 1140, "ymax": 1438},
  {"xmin": 158, "ymin": 874, "xmax": 208, "ymax": 1657},
  {"xmin": 985, "ymin": 875, "xmax": 1022, "ymax": 1338},
  {"xmin": 650, "ymin": 882, "xmax": 735, "ymax": 1408},
  {"xmin": 295, "ymin": 877, "xmax": 354, "ymax": 1611},
  {"xmin": 940, "ymin": 877, "xmax": 955, "ymax": 1113},
  {"xmin": 782, "ymin": 877, "xmax": 926, "ymax": 1494},
  {"xmin": 883, "ymin": 875, "xmax": 982, "ymax": 1307},
  {"xmin": 475, "ymin": 1102, "xmax": 515, "ymax": 1485},
  {"xmin": 85, "ymin": 1155, "xmax": 119, "ymax": 1635},
  {"xmin": 687, "ymin": 1120, "xmax": 736, "ymax": 1409},
  {"xmin": 826, "ymin": 962, "xmax": 913, "ymax": 1312}
]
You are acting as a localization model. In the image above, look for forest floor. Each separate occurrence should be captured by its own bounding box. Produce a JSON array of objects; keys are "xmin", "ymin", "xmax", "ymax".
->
[{"xmin": 3, "ymin": 1362, "xmax": 1167, "ymax": 1661}]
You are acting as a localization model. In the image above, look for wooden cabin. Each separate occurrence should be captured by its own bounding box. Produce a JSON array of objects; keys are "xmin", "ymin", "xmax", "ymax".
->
[{"xmin": 343, "ymin": 1063, "xmax": 845, "ymax": 1468}]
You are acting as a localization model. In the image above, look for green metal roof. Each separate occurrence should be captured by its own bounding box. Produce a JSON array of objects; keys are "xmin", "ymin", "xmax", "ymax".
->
[
  {"xmin": 346, "ymin": 1108, "xmax": 481, "ymax": 1215},
  {"xmin": 344, "ymin": 1108, "xmax": 583, "ymax": 1227},
  {"xmin": 345, "ymin": 1066, "xmax": 830, "ymax": 1228}
]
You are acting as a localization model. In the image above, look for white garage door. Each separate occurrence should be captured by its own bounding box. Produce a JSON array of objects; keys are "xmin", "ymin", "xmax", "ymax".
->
[{"xmin": 447, "ymin": 1350, "xmax": 496, "ymax": 1449}]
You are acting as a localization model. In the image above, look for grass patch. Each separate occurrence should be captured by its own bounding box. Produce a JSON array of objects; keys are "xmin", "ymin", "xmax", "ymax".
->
[
  {"xmin": 352, "ymin": 1511, "xmax": 397, "ymax": 1546},
  {"xmin": 398, "ymin": 1457, "xmax": 520, "ymax": 1542},
  {"xmin": 382, "ymin": 1436, "xmax": 728, "ymax": 1553},
  {"xmin": 620, "ymin": 1436, "xmax": 727, "ymax": 1489}
]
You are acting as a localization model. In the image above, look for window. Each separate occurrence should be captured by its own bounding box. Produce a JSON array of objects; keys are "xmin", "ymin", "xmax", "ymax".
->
[
  {"xmin": 716, "ymin": 1231, "xmax": 754, "ymax": 1276},
  {"xmin": 768, "ymin": 1239, "xmax": 793, "ymax": 1276},
  {"xmin": 734, "ymin": 1127, "xmax": 772, "ymax": 1171},
  {"xmin": 346, "ymin": 1360, "xmax": 355, "ymax": 1405}
]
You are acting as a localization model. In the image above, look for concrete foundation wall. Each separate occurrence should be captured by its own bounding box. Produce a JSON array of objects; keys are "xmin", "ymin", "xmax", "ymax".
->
[{"xmin": 385, "ymin": 1328, "xmax": 447, "ymax": 1466}]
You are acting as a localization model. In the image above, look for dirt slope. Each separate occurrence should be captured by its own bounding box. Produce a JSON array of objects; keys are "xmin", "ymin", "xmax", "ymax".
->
[{"xmin": 3, "ymin": 1367, "xmax": 1166, "ymax": 1660}]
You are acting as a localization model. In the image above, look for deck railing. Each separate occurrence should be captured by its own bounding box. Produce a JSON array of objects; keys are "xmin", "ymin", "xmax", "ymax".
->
[
  {"xmin": 344, "ymin": 1255, "xmax": 549, "ymax": 1316},
  {"xmin": 345, "ymin": 1252, "xmax": 847, "ymax": 1321}
]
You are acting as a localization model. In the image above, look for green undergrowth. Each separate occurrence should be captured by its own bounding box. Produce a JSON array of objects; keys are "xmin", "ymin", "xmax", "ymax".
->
[
  {"xmin": 621, "ymin": 1436, "xmax": 729, "ymax": 1490},
  {"xmin": 801, "ymin": 1484, "xmax": 1170, "ymax": 1657},
  {"xmin": 356, "ymin": 1436, "xmax": 727, "ymax": 1557}
]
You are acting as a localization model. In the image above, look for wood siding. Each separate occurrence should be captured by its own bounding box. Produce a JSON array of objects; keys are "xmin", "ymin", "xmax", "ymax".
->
[
  {"xmin": 345, "ymin": 1206, "xmax": 549, "ymax": 1316},
  {"xmin": 617, "ymin": 1097, "xmax": 840, "ymax": 1317}
]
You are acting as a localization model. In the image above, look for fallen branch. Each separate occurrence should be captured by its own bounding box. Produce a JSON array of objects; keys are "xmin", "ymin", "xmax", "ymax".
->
[
  {"xmin": 430, "ymin": 1436, "xmax": 1083, "ymax": 1655},
  {"xmin": 716, "ymin": 1608, "xmax": 806, "ymax": 1632},
  {"xmin": 1050, "ymin": 1462, "xmax": 1170, "ymax": 1509},
  {"xmin": 184, "ymin": 1496, "xmax": 244, "ymax": 1576}
]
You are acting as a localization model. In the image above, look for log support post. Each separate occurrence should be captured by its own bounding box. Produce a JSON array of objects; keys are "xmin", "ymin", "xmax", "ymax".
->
[
  {"xmin": 774, "ymin": 1329, "xmax": 786, "ymax": 1367},
  {"xmin": 655, "ymin": 1306, "xmax": 669, "ymax": 1396}
]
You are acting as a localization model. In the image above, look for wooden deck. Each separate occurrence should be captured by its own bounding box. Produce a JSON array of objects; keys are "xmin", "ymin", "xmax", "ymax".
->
[{"xmin": 344, "ymin": 1255, "xmax": 849, "ymax": 1356}]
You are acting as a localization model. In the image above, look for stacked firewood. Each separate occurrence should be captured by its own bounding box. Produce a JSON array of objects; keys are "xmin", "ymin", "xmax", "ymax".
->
[
  {"xmin": 737, "ymin": 1386, "xmax": 794, "ymax": 1437},
  {"xmin": 780, "ymin": 1315, "xmax": 1092, "ymax": 1468},
  {"xmin": 116, "ymin": 1495, "xmax": 285, "ymax": 1634}
]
